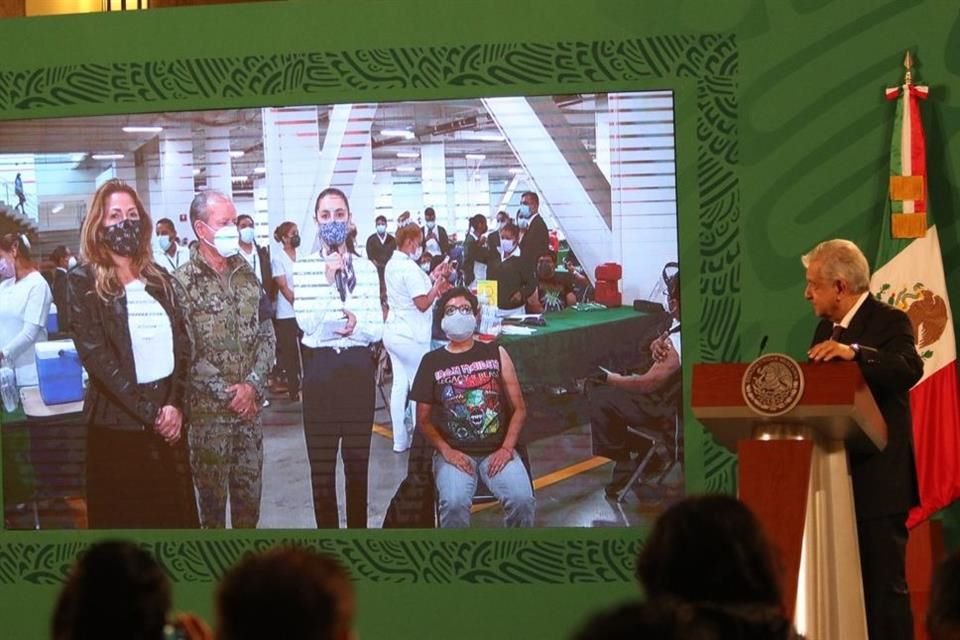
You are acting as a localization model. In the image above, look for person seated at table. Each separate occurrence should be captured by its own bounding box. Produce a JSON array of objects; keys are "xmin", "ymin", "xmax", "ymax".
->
[
  {"xmin": 0, "ymin": 232, "xmax": 52, "ymax": 389},
  {"xmin": 410, "ymin": 287, "xmax": 535, "ymax": 528},
  {"xmin": 587, "ymin": 266, "xmax": 681, "ymax": 497},
  {"xmin": 529, "ymin": 251, "xmax": 590, "ymax": 313},
  {"xmin": 488, "ymin": 222, "xmax": 536, "ymax": 317}
]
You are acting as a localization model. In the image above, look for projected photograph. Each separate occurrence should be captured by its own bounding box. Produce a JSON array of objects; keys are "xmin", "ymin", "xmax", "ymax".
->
[{"xmin": 0, "ymin": 92, "xmax": 681, "ymax": 529}]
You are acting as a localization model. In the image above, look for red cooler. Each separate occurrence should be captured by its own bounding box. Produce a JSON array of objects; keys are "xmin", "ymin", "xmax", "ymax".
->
[{"xmin": 594, "ymin": 262, "xmax": 622, "ymax": 307}]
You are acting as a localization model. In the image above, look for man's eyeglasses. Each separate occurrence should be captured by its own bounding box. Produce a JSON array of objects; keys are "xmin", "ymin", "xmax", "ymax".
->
[{"xmin": 443, "ymin": 305, "xmax": 474, "ymax": 317}]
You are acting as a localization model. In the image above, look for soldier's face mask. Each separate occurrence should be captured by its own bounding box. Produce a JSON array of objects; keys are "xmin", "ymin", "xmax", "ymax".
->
[{"xmin": 199, "ymin": 221, "xmax": 240, "ymax": 258}]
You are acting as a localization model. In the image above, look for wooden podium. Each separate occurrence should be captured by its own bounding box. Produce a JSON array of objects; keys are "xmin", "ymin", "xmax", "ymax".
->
[{"xmin": 692, "ymin": 359, "xmax": 887, "ymax": 640}]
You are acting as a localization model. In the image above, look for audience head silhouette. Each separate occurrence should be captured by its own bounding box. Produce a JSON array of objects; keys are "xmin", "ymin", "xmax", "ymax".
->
[
  {"xmin": 636, "ymin": 494, "xmax": 783, "ymax": 608},
  {"xmin": 216, "ymin": 545, "xmax": 355, "ymax": 640},
  {"xmin": 52, "ymin": 540, "xmax": 172, "ymax": 640}
]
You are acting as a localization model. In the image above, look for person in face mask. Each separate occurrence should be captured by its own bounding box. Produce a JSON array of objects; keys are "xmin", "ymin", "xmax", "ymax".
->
[
  {"xmin": 65, "ymin": 179, "xmax": 198, "ymax": 528},
  {"xmin": 0, "ymin": 232, "xmax": 52, "ymax": 387},
  {"xmin": 293, "ymin": 187, "xmax": 385, "ymax": 528},
  {"xmin": 529, "ymin": 251, "xmax": 587, "ymax": 313},
  {"xmin": 517, "ymin": 192, "xmax": 549, "ymax": 272},
  {"xmin": 154, "ymin": 217, "xmax": 189, "ymax": 272},
  {"xmin": 492, "ymin": 222, "xmax": 537, "ymax": 316},
  {"xmin": 485, "ymin": 211, "xmax": 510, "ymax": 279},
  {"xmin": 421, "ymin": 207, "xmax": 450, "ymax": 260},
  {"xmin": 409, "ymin": 286, "xmax": 535, "ymax": 528},
  {"xmin": 461, "ymin": 214, "xmax": 490, "ymax": 287},
  {"xmin": 270, "ymin": 221, "xmax": 302, "ymax": 402},
  {"xmin": 383, "ymin": 221, "xmax": 453, "ymax": 453},
  {"xmin": 49, "ymin": 244, "xmax": 76, "ymax": 333},
  {"xmin": 170, "ymin": 190, "xmax": 276, "ymax": 529},
  {"xmin": 365, "ymin": 214, "xmax": 397, "ymax": 303}
]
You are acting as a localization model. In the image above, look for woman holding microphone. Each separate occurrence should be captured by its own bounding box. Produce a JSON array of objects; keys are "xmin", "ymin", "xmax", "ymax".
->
[{"xmin": 294, "ymin": 187, "xmax": 384, "ymax": 528}]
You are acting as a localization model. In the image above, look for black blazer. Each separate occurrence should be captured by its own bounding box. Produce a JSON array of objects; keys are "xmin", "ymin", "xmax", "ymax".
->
[
  {"xmin": 519, "ymin": 214, "xmax": 549, "ymax": 268},
  {"xmin": 461, "ymin": 233, "xmax": 490, "ymax": 286},
  {"xmin": 421, "ymin": 225, "xmax": 450, "ymax": 257},
  {"xmin": 67, "ymin": 265, "xmax": 191, "ymax": 431},
  {"xmin": 366, "ymin": 232, "xmax": 397, "ymax": 269},
  {"xmin": 52, "ymin": 267, "xmax": 71, "ymax": 332},
  {"xmin": 811, "ymin": 294, "xmax": 923, "ymax": 520}
]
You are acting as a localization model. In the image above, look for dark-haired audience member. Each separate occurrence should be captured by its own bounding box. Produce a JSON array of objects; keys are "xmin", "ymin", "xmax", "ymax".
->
[
  {"xmin": 635, "ymin": 494, "xmax": 794, "ymax": 638},
  {"xmin": 155, "ymin": 217, "xmax": 190, "ymax": 272},
  {"xmin": 50, "ymin": 244, "xmax": 76, "ymax": 332},
  {"xmin": 216, "ymin": 546, "xmax": 355, "ymax": 640},
  {"xmin": 929, "ymin": 549, "xmax": 960, "ymax": 640},
  {"xmin": 489, "ymin": 221, "xmax": 536, "ymax": 316},
  {"xmin": 237, "ymin": 214, "xmax": 276, "ymax": 324},
  {"xmin": 411, "ymin": 286, "xmax": 534, "ymax": 528},
  {"xmin": 461, "ymin": 214, "xmax": 490, "ymax": 287},
  {"xmin": 365, "ymin": 214, "xmax": 396, "ymax": 298},
  {"xmin": 530, "ymin": 251, "xmax": 587, "ymax": 312},
  {"xmin": 0, "ymin": 232, "xmax": 52, "ymax": 387},
  {"xmin": 271, "ymin": 220, "xmax": 302, "ymax": 401},
  {"xmin": 485, "ymin": 210, "xmax": 509, "ymax": 278},
  {"xmin": 421, "ymin": 206, "xmax": 450, "ymax": 259},
  {"xmin": 52, "ymin": 540, "xmax": 211, "ymax": 640}
]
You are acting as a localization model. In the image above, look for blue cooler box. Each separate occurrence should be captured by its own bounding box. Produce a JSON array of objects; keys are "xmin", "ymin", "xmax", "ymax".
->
[
  {"xmin": 46, "ymin": 302, "xmax": 59, "ymax": 334},
  {"xmin": 35, "ymin": 339, "xmax": 84, "ymax": 405}
]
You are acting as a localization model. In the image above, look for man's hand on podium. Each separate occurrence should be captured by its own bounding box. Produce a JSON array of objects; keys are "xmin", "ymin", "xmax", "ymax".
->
[{"xmin": 808, "ymin": 339, "xmax": 857, "ymax": 363}]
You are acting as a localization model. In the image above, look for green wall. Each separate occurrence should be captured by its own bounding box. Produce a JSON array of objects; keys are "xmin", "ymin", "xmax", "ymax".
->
[{"xmin": 0, "ymin": 1, "xmax": 958, "ymax": 638}]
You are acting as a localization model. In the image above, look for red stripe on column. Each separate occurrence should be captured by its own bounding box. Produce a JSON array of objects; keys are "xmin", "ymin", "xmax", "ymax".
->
[{"xmin": 907, "ymin": 362, "xmax": 960, "ymax": 528}]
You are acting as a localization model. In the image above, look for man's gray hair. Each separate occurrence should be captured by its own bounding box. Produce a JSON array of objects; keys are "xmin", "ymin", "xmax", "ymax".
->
[
  {"xmin": 189, "ymin": 189, "xmax": 231, "ymax": 227},
  {"xmin": 801, "ymin": 239, "xmax": 871, "ymax": 293}
]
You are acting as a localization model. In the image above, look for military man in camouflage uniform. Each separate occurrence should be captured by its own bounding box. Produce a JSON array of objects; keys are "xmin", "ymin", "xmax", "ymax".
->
[{"xmin": 173, "ymin": 190, "xmax": 276, "ymax": 528}]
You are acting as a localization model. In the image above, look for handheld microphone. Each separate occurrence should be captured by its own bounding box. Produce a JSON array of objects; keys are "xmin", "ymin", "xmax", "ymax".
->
[
  {"xmin": 334, "ymin": 268, "xmax": 347, "ymax": 303},
  {"xmin": 757, "ymin": 335, "xmax": 769, "ymax": 358}
]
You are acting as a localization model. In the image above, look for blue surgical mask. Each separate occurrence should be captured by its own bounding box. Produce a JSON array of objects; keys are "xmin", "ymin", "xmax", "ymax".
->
[
  {"xmin": 412, "ymin": 246, "xmax": 423, "ymax": 261},
  {"xmin": 319, "ymin": 220, "xmax": 349, "ymax": 248},
  {"xmin": 239, "ymin": 227, "xmax": 256, "ymax": 244},
  {"xmin": 158, "ymin": 234, "xmax": 172, "ymax": 251},
  {"xmin": 518, "ymin": 204, "xmax": 532, "ymax": 219},
  {"xmin": 426, "ymin": 220, "xmax": 436, "ymax": 230},
  {"xmin": 501, "ymin": 238, "xmax": 516, "ymax": 255},
  {"xmin": 376, "ymin": 224, "xmax": 387, "ymax": 235}
]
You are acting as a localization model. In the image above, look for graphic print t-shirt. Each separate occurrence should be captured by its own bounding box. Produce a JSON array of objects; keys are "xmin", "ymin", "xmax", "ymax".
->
[
  {"xmin": 538, "ymin": 272, "xmax": 574, "ymax": 311},
  {"xmin": 410, "ymin": 341, "xmax": 507, "ymax": 455}
]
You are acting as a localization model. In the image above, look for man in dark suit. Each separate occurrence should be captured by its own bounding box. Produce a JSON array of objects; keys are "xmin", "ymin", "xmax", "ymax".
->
[
  {"xmin": 49, "ymin": 244, "xmax": 75, "ymax": 333},
  {"xmin": 485, "ymin": 211, "xmax": 509, "ymax": 279},
  {"xmin": 461, "ymin": 214, "xmax": 489, "ymax": 287},
  {"xmin": 804, "ymin": 238, "xmax": 923, "ymax": 640},
  {"xmin": 518, "ymin": 191, "xmax": 549, "ymax": 271},
  {"xmin": 365, "ymin": 214, "xmax": 396, "ymax": 297},
  {"xmin": 421, "ymin": 207, "xmax": 450, "ymax": 259}
]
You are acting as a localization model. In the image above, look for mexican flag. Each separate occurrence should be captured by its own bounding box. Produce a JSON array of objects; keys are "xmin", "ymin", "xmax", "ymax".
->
[{"xmin": 871, "ymin": 58, "xmax": 960, "ymax": 528}]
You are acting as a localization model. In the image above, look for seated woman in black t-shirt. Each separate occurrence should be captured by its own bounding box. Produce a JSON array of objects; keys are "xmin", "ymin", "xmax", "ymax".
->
[{"xmin": 409, "ymin": 287, "xmax": 535, "ymax": 528}]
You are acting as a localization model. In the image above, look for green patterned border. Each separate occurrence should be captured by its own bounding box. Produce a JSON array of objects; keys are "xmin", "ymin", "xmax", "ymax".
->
[{"xmin": 0, "ymin": 34, "xmax": 739, "ymax": 585}]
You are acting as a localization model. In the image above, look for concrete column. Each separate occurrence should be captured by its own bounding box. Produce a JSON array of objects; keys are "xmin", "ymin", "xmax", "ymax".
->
[
  {"xmin": 204, "ymin": 126, "xmax": 233, "ymax": 196},
  {"xmin": 420, "ymin": 143, "xmax": 448, "ymax": 227}
]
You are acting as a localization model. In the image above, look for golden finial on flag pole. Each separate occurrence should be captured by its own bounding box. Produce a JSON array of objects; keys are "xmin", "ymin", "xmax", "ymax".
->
[{"xmin": 904, "ymin": 50, "xmax": 913, "ymax": 84}]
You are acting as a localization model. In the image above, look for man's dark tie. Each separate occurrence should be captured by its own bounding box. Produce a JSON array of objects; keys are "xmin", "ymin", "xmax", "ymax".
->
[{"xmin": 830, "ymin": 324, "xmax": 844, "ymax": 342}]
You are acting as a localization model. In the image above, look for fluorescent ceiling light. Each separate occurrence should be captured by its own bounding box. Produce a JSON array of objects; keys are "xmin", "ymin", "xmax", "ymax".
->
[
  {"xmin": 381, "ymin": 129, "xmax": 415, "ymax": 139},
  {"xmin": 465, "ymin": 154, "xmax": 486, "ymax": 161},
  {"xmin": 253, "ymin": 167, "xmax": 266, "ymax": 175},
  {"xmin": 51, "ymin": 204, "xmax": 64, "ymax": 214},
  {"xmin": 122, "ymin": 126, "xmax": 163, "ymax": 133},
  {"xmin": 396, "ymin": 152, "xmax": 420, "ymax": 159},
  {"xmin": 462, "ymin": 131, "xmax": 505, "ymax": 142},
  {"xmin": 395, "ymin": 166, "xmax": 417, "ymax": 173},
  {"xmin": 229, "ymin": 150, "xmax": 245, "ymax": 158},
  {"xmin": 91, "ymin": 153, "xmax": 124, "ymax": 160},
  {"xmin": 70, "ymin": 153, "xmax": 86, "ymax": 162},
  {"xmin": 508, "ymin": 167, "xmax": 525, "ymax": 174}
]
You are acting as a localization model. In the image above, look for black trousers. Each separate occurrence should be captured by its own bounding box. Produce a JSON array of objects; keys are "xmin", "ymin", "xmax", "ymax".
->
[
  {"xmin": 587, "ymin": 382, "xmax": 657, "ymax": 461},
  {"xmin": 87, "ymin": 427, "xmax": 198, "ymax": 529},
  {"xmin": 302, "ymin": 345, "xmax": 375, "ymax": 529},
  {"xmin": 858, "ymin": 513, "xmax": 913, "ymax": 640},
  {"xmin": 275, "ymin": 317, "xmax": 302, "ymax": 398}
]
